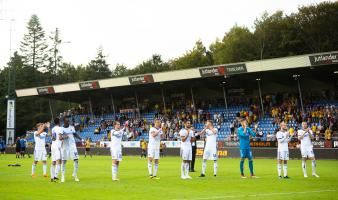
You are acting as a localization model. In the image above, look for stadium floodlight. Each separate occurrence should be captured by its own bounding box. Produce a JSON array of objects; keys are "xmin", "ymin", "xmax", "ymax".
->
[
  {"xmin": 1, "ymin": 18, "xmax": 16, "ymax": 145},
  {"xmin": 292, "ymin": 74, "xmax": 301, "ymax": 79}
]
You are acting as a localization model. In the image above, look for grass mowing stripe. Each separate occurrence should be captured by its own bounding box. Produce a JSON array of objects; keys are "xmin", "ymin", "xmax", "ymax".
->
[{"xmin": 172, "ymin": 189, "xmax": 337, "ymax": 200}]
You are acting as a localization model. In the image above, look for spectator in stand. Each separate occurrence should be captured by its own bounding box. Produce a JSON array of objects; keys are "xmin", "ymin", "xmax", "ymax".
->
[
  {"xmin": 288, "ymin": 127, "xmax": 295, "ymax": 140},
  {"xmin": 266, "ymin": 132, "xmax": 271, "ymax": 141},
  {"xmin": 256, "ymin": 129, "xmax": 264, "ymax": 141},
  {"xmin": 168, "ymin": 129, "xmax": 174, "ymax": 141},
  {"xmin": 94, "ymin": 127, "xmax": 101, "ymax": 134},
  {"xmin": 230, "ymin": 113, "xmax": 241, "ymax": 137},
  {"xmin": 325, "ymin": 128, "xmax": 332, "ymax": 140},
  {"xmin": 213, "ymin": 112, "xmax": 218, "ymax": 121},
  {"xmin": 174, "ymin": 128, "xmax": 179, "ymax": 141},
  {"xmin": 85, "ymin": 116, "xmax": 90, "ymax": 127}
]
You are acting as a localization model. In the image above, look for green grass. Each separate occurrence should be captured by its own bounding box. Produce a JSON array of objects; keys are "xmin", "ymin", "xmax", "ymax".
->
[{"xmin": 0, "ymin": 154, "xmax": 337, "ymax": 200}]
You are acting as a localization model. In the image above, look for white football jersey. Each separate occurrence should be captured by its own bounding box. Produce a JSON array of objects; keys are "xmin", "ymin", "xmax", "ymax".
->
[
  {"xmin": 51, "ymin": 125, "xmax": 63, "ymax": 148},
  {"xmin": 276, "ymin": 131, "xmax": 290, "ymax": 151},
  {"xmin": 62, "ymin": 125, "xmax": 76, "ymax": 148},
  {"xmin": 110, "ymin": 128, "xmax": 125, "ymax": 151},
  {"xmin": 34, "ymin": 131, "xmax": 47, "ymax": 151},
  {"xmin": 179, "ymin": 128, "xmax": 194, "ymax": 149},
  {"xmin": 205, "ymin": 128, "xmax": 217, "ymax": 149},
  {"xmin": 298, "ymin": 129, "xmax": 313, "ymax": 150},
  {"xmin": 148, "ymin": 127, "xmax": 163, "ymax": 149}
]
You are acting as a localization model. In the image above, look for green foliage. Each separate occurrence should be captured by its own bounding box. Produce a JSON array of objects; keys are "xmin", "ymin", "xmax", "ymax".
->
[
  {"xmin": 131, "ymin": 54, "xmax": 170, "ymax": 75},
  {"xmin": 112, "ymin": 63, "xmax": 129, "ymax": 77},
  {"xmin": 211, "ymin": 26, "xmax": 257, "ymax": 64},
  {"xmin": 170, "ymin": 40, "xmax": 213, "ymax": 69},
  {"xmin": 81, "ymin": 47, "xmax": 112, "ymax": 81},
  {"xmin": 292, "ymin": 1, "xmax": 338, "ymax": 53},
  {"xmin": 20, "ymin": 14, "xmax": 48, "ymax": 70}
]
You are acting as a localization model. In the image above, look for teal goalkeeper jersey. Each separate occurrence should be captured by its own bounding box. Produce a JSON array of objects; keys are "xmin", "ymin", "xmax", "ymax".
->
[{"xmin": 237, "ymin": 127, "xmax": 256, "ymax": 149}]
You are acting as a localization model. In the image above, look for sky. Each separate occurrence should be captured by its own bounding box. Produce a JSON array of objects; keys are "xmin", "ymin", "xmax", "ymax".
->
[{"xmin": 0, "ymin": 0, "xmax": 332, "ymax": 70}]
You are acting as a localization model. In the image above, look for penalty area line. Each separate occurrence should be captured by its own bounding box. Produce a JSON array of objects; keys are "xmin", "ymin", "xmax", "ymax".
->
[{"xmin": 171, "ymin": 189, "xmax": 337, "ymax": 200}]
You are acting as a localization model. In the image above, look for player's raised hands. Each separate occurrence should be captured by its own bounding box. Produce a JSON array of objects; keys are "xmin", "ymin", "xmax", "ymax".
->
[
  {"xmin": 45, "ymin": 122, "xmax": 50, "ymax": 129},
  {"xmin": 124, "ymin": 120, "xmax": 129, "ymax": 128},
  {"xmin": 161, "ymin": 122, "xmax": 166, "ymax": 130}
]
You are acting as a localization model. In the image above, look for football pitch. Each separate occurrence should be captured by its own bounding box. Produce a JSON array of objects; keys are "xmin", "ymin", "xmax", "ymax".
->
[{"xmin": 0, "ymin": 154, "xmax": 337, "ymax": 200}]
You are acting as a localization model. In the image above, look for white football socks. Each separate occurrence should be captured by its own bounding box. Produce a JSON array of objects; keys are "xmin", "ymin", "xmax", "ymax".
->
[
  {"xmin": 213, "ymin": 161, "xmax": 218, "ymax": 175},
  {"xmin": 73, "ymin": 160, "xmax": 79, "ymax": 177},
  {"xmin": 185, "ymin": 163, "xmax": 189, "ymax": 176},
  {"xmin": 61, "ymin": 161, "xmax": 67, "ymax": 177},
  {"xmin": 50, "ymin": 164, "xmax": 55, "ymax": 178},
  {"xmin": 31, "ymin": 164, "xmax": 36, "ymax": 175},
  {"xmin": 302, "ymin": 160, "xmax": 307, "ymax": 176},
  {"xmin": 55, "ymin": 164, "xmax": 60, "ymax": 178},
  {"xmin": 311, "ymin": 160, "xmax": 316, "ymax": 174},
  {"xmin": 112, "ymin": 164, "xmax": 118, "ymax": 179},
  {"xmin": 147, "ymin": 161, "xmax": 152, "ymax": 176},
  {"xmin": 181, "ymin": 162, "xmax": 185, "ymax": 177},
  {"xmin": 202, "ymin": 160, "xmax": 207, "ymax": 174},
  {"xmin": 43, "ymin": 164, "xmax": 47, "ymax": 175},
  {"xmin": 283, "ymin": 164, "xmax": 288, "ymax": 177},
  {"xmin": 153, "ymin": 163, "xmax": 158, "ymax": 176},
  {"xmin": 277, "ymin": 163, "xmax": 282, "ymax": 177}
]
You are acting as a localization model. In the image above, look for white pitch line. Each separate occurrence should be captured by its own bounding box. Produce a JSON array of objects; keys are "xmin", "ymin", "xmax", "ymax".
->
[{"xmin": 171, "ymin": 189, "xmax": 337, "ymax": 200}]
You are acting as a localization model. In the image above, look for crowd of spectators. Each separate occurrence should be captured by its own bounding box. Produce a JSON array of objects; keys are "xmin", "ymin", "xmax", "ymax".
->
[{"xmin": 50, "ymin": 92, "xmax": 338, "ymax": 144}]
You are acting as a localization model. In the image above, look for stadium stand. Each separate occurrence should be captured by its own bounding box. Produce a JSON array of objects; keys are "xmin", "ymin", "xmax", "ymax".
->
[{"xmin": 26, "ymin": 97, "xmax": 338, "ymax": 144}]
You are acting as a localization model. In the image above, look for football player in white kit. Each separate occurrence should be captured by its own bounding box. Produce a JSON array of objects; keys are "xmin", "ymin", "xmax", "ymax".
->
[
  {"xmin": 60, "ymin": 117, "xmax": 83, "ymax": 183},
  {"xmin": 179, "ymin": 120, "xmax": 195, "ymax": 179},
  {"xmin": 110, "ymin": 120, "xmax": 128, "ymax": 181},
  {"xmin": 31, "ymin": 122, "xmax": 50, "ymax": 177},
  {"xmin": 276, "ymin": 121, "xmax": 291, "ymax": 179},
  {"xmin": 297, "ymin": 122, "xmax": 319, "ymax": 178},
  {"xmin": 147, "ymin": 119, "xmax": 165, "ymax": 179},
  {"xmin": 50, "ymin": 118, "xmax": 63, "ymax": 182},
  {"xmin": 196, "ymin": 120, "xmax": 218, "ymax": 177}
]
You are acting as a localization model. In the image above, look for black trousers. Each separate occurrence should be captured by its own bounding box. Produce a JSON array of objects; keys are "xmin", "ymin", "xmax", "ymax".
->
[{"xmin": 190, "ymin": 146, "xmax": 197, "ymax": 170}]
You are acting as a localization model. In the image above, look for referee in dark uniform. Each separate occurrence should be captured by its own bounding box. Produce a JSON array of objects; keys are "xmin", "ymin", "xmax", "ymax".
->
[{"xmin": 190, "ymin": 133, "xmax": 200, "ymax": 172}]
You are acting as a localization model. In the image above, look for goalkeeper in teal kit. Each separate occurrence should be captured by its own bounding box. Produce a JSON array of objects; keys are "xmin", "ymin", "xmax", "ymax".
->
[{"xmin": 237, "ymin": 118, "xmax": 258, "ymax": 178}]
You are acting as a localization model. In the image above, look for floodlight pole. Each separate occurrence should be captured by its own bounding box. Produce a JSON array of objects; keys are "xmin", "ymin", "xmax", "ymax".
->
[
  {"xmin": 135, "ymin": 92, "xmax": 140, "ymax": 118},
  {"xmin": 294, "ymin": 75, "xmax": 304, "ymax": 114},
  {"xmin": 256, "ymin": 78, "xmax": 265, "ymax": 117},
  {"xmin": 48, "ymin": 98, "xmax": 54, "ymax": 121},
  {"xmin": 190, "ymin": 87, "xmax": 196, "ymax": 112},
  {"xmin": 2, "ymin": 18, "xmax": 16, "ymax": 145},
  {"xmin": 222, "ymin": 84, "xmax": 229, "ymax": 119},
  {"xmin": 110, "ymin": 93, "xmax": 116, "ymax": 116},
  {"xmin": 88, "ymin": 96, "xmax": 94, "ymax": 118},
  {"xmin": 160, "ymin": 83, "xmax": 166, "ymax": 113}
]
